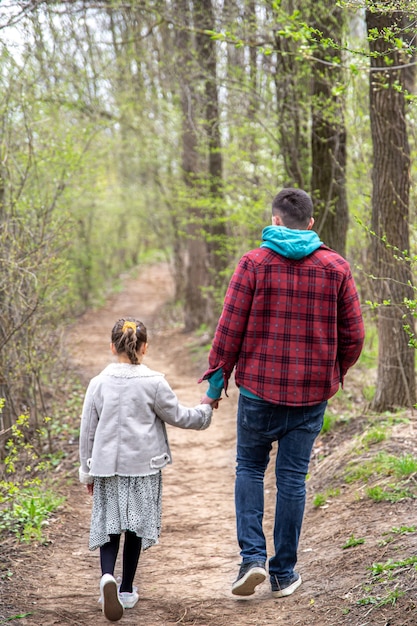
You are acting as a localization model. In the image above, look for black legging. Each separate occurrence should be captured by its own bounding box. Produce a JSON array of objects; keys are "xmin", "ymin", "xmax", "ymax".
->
[{"xmin": 100, "ymin": 531, "xmax": 142, "ymax": 593}]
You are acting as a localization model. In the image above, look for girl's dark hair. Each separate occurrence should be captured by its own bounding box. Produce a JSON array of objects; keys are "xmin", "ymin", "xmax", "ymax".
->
[{"xmin": 111, "ymin": 318, "xmax": 147, "ymax": 365}]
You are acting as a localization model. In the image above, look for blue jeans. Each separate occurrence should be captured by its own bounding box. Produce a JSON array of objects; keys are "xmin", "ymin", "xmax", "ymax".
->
[{"xmin": 235, "ymin": 394, "xmax": 326, "ymax": 584}]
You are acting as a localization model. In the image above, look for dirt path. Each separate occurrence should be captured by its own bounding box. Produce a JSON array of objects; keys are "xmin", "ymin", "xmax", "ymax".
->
[{"xmin": 2, "ymin": 263, "xmax": 417, "ymax": 626}]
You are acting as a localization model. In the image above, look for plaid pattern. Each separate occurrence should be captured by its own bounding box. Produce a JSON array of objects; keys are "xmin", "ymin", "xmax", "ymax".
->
[{"xmin": 202, "ymin": 245, "xmax": 364, "ymax": 406}]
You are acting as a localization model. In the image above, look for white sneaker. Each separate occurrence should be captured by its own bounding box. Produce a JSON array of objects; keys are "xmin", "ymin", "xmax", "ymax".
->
[
  {"xmin": 100, "ymin": 574, "xmax": 124, "ymax": 621},
  {"xmin": 271, "ymin": 572, "xmax": 302, "ymax": 598},
  {"xmin": 119, "ymin": 587, "xmax": 139, "ymax": 609}
]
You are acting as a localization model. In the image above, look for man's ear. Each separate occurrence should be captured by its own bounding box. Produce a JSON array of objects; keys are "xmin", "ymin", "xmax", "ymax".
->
[
  {"xmin": 272, "ymin": 214, "xmax": 283, "ymax": 226},
  {"xmin": 307, "ymin": 217, "xmax": 315, "ymax": 230}
]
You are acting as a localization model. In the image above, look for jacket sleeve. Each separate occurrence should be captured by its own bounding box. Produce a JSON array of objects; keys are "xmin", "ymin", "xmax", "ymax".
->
[
  {"xmin": 154, "ymin": 378, "xmax": 212, "ymax": 430},
  {"xmin": 205, "ymin": 368, "xmax": 225, "ymax": 399},
  {"xmin": 78, "ymin": 381, "xmax": 99, "ymax": 484},
  {"xmin": 337, "ymin": 269, "xmax": 365, "ymax": 379},
  {"xmin": 199, "ymin": 255, "xmax": 255, "ymax": 392}
]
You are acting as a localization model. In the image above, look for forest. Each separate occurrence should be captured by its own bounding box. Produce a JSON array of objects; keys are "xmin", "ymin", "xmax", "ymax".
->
[
  {"xmin": 2, "ymin": 0, "xmax": 417, "ymax": 434},
  {"xmin": 0, "ymin": 0, "xmax": 417, "ymax": 544},
  {"xmin": 2, "ymin": 2, "xmax": 417, "ymax": 624}
]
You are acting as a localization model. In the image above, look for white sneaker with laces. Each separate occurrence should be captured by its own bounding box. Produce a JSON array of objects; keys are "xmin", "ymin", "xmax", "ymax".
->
[{"xmin": 119, "ymin": 587, "xmax": 139, "ymax": 609}]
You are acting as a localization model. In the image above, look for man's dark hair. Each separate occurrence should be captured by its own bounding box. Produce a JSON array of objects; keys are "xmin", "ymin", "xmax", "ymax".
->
[{"xmin": 272, "ymin": 188, "xmax": 313, "ymax": 229}]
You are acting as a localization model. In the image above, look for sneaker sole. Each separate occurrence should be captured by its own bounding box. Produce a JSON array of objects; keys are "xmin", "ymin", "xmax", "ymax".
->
[
  {"xmin": 232, "ymin": 567, "xmax": 267, "ymax": 596},
  {"xmin": 272, "ymin": 575, "xmax": 302, "ymax": 598},
  {"xmin": 102, "ymin": 579, "xmax": 124, "ymax": 621}
]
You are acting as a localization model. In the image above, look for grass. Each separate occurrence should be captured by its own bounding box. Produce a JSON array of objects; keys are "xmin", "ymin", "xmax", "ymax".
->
[
  {"xmin": 321, "ymin": 411, "xmax": 338, "ymax": 434},
  {"xmin": 312, "ymin": 488, "xmax": 340, "ymax": 508},
  {"xmin": 0, "ymin": 401, "xmax": 72, "ymax": 545},
  {"xmin": 0, "ymin": 484, "xmax": 64, "ymax": 544},
  {"xmin": 311, "ymin": 383, "xmax": 417, "ymax": 619},
  {"xmin": 342, "ymin": 534, "xmax": 366, "ymax": 549},
  {"xmin": 354, "ymin": 544, "xmax": 417, "ymax": 614},
  {"xmin": 366, "ymin": 484, "xmax": 414, "ymax": 503},
  {"xmin": 345, "ymin": 451, "xmax": 417, "ymax": 485},
  {"xmin": 0, "ymin": 615, "xmax": 33, "ymax": 623},
  {"xmin": 358, "ymin": 426, "xmax": 387, "ymax": 448},
  {"xmin": 369, "ymin": 555, "xmax": 417, "ymax": 578},
  {"xmin": 357, "ymin": 589, "xmax": 405, "ymax": 607}
]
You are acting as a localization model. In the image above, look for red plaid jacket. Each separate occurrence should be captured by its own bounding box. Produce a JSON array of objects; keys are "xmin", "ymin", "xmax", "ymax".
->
[{"xmin": 202, "ymin": 245, "xmax": 365, "ymax": 406}]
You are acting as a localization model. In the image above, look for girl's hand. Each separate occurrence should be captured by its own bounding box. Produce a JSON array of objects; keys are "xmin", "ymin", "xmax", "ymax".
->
[
  {"xmin": 201, "ymin": 394, "xmax": 222, "ymax": 409},
  {"xmin": 87, "ymin": 483, "xmax": 94, "ymax": 495}
]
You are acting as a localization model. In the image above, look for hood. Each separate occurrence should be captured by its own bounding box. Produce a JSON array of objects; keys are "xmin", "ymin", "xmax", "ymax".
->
[{"xmin": 260, "ymin": 225, "xmax": 323, "ymax": 260}]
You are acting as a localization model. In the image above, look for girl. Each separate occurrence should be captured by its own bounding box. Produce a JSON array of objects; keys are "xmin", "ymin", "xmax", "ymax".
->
[{"xmin": 79, "ymin": 317, "xmax": 213, "ymax": 622}]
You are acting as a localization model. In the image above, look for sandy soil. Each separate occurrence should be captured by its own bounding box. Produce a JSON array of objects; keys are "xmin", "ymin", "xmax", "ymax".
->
[{"xmin": 1, "ymin": 262, "xmax": 417, "ymax": 626}]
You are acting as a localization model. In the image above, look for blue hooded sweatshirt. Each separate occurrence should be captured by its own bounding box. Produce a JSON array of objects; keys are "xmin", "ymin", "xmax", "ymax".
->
[{"xmin": 260, "ymin": 225, "xmax": 322, "ymax": 259}]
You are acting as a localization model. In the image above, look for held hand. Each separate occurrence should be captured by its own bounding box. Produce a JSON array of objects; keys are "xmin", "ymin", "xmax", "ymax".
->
[
  {"xmin": 87, "ymin": 483, "xmax": 94, "ymax": 495},
  {"xmin": 200, "ymin": 394, "xmax": 222, "ymax": 409}
]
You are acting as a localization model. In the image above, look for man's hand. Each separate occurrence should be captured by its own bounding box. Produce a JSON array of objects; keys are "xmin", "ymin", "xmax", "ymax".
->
[
  {"xmin": 200, "ymin": 394, "xmax": 222, "ymax": 409},
  {"xmin": 87, "ymin": 483, "xmax": 94, "ymax": 495}
]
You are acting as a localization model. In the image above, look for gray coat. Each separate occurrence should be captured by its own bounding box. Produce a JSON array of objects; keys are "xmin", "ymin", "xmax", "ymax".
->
[{"xmin": 79, "ymin": 362, "xmax": 212, "ymax": 484}]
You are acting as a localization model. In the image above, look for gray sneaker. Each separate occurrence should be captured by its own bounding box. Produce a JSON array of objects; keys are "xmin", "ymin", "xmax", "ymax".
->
[
  {"xmin": 271, "ymin": 572, "xmax": 302, "ymax": 598},
  {"xmin": 232, "ymin": 561, "xmax": 267, "ymax": 596}
]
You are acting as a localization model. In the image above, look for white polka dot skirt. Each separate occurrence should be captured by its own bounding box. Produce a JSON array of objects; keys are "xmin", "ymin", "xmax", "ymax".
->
[{"xmin": 89, "ymin": 473, "xmax": 162, "ymax": 551}]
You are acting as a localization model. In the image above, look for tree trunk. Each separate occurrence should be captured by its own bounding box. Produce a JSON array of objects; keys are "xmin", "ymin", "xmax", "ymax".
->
[
  {"xmin": 194, "ymin": 0, "xmax": 227, "ymax": 322},
  {"xmin": 366, "ymin": 6, "xmax": 416, "ymax": 411},
  {"xmin": 310, "ymin": 1, "xmax": 348, "ymax": 256},
  {"xmin": 176, "ymin": 0, "xmax": 210, "ymax": 332}
]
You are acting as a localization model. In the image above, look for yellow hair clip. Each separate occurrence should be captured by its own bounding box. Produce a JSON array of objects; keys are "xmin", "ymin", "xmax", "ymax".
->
[{"xmin": 122, "ymin": 321, "xmax": 137, "ymax": 333}]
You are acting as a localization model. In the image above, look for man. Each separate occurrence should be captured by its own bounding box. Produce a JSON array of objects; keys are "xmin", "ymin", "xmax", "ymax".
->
[{"xmin": 200, "ymin": 188, "xmax": 364, "ymax": 598}]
